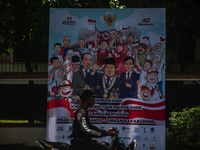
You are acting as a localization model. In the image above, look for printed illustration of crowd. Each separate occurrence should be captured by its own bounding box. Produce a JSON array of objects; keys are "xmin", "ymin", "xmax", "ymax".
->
[{"xmin": 48, "ymin": 27, "xmax": 166, "ymax": 104}]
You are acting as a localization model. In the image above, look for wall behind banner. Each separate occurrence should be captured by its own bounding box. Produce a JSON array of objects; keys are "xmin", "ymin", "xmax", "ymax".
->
[{"xmin": 47, "ymin": 8, "xmax": 165, "ymax": 150}]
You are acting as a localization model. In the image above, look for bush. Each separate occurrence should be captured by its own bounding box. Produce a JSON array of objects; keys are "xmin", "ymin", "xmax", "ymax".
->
[{"xmin": 169, "ymin": 106, "xmax": 200, "ymax": 148}]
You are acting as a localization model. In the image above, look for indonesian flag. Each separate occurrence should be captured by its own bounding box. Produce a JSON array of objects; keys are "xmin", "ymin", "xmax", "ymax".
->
[
  {"xmin": 133, "ymin": 65, "xmax": 141, "ymax": 73},
  {"xmin": 132, "ymin": 40, "xmax": 140, "ymax": 46},
  {"xmin": 110, "ymin": 29, "xmax": 116, "ymax": 33},
  {"xmin": 88, "ymin": 41, "xmax": 95, "ymax": 49},
  {"xmin": 142, "ymin": 36, "xmax": 149, "ymax": 41},
  {"xmin": 121, "ymin": 26, "xmax": 130, "ymax": 31},
  {"xmin": 88, "ymin": 19, "xmax": 96, "ymax": 25},
  {"xmin": 160, "ymin": 37, "xmax": 165, "ymax": 42}
]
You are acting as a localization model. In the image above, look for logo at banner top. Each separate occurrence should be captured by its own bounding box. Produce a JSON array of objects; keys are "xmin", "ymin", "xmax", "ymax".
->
[
  {"xmin": 138, "ymin": 18, "xmax": 153, "ymax": 26},
  {"xmin": 67, "ymin": 17, "xmax": 72, "ymax": 21},
  {"xmin": 103, "ymin": 14, "xmax": 117, "ymax": 27},
  {"xmin": 62, "ymin": 17, "xmax": 76, "ymax": 25},
  {"xmin": 142, "ymin": 18, "xmax": 150, "ymax": 23}
]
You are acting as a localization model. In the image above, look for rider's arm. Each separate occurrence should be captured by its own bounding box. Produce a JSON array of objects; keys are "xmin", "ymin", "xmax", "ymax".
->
[{"xmin": 76, "ymin": 108, "xmax": 108, "ymax": 138}]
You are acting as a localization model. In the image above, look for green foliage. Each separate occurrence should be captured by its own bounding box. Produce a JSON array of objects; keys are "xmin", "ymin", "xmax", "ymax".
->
[
  {"xmin": 109, "ymin": 0, "xmax": 125, "ymax": 9},
  {"xmin": 169, "ymin": 106, "xmax": 200, "ymax": 148},
  {"xmin": 148, "ymin": 0, "xmax": 200, "ymax": 57},
  {"xmin": 0, "ymin": 0, "xmax": 123, "ymax": 62}
]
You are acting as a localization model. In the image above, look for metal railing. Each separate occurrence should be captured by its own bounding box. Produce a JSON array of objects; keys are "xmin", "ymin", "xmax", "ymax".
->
[
  {"xmin": 0, "ymin": 81, "xmax": 200, "ymax": 124},
  {"xmin": 166, "ymin": 58, "xmax": 200, "ymax": 73},
  {"xmin": 0, "ymin": 61, "xmax": 48, "ymax": 73}
]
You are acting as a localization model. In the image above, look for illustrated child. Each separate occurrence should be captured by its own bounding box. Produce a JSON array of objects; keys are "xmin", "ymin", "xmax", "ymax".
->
[
  {"xmin": 96, "ymin": 40, "xmax": 110, "ymax": 66},
  {"xmin": 76, "ymin": 39, "xmax": 89, "ymax": 55},
  {"xmin": 113, "ymin": 44, "xmax": 125, "ymax": 74},
  {"xmin": 135, "ymin": 49, "xmax": 153, "ymax": 86},
  {"xmin": 48, "ymin": 56, "xmax": 61, "ymax": 78},
  {"xmin": 49, "ymin": 43, "xmax": 63, "ymax": 66},
  {"xmin": 137, "ymin": 80, "xmax": 154, "ymax": 101},
  {"xmin": 48, "ymin": 42, "xmax": 64, "ymax": 72},
  {"xmin": 63, "ymin": 49, "xmax": 74, "ymax": 66},
  {"xmin": 145, "ymin": 68, "xmax": 161, "ymax": 101},
  {"xmin": 48, "ymin": 80, "xmax": 77, "ymax": 119},
  {"xmin": 48, "ymin": 68, "xmax": 65, "ymax": 96},
  {"xmin": 150, "ymin": 49, "xmax": 165, "ymax": 97},
  {"xmin": 150, "ymin": 43, "xmax": 164, "ymax": 58},
  {"xmin": 137, "ymin": 43, "xmax": 148, "ymax": 67},
  {"xmin": 57, "ymin": 80, "xmax": 74, "ymax": 100},
  {"xmin": 112, "ymin": 36, "xmax": 125, "ymax": 74},
  {"xmin": 95, "ymin": 27, "xmax": 119, "ymax": 49},
  {"xmin": 95, "ymin": 27, "xmax": 120, "ymax": 67},
  {"xmin": 60, "ymin": 36, "xmax": 71, "ymax": 61},
  {"xmin": 124, "ymin": 32, "xmax": 135, "ymax": 57},
  {"xmin": 48, "ymin": 56, "xmax": 67, "ymax": 81}
]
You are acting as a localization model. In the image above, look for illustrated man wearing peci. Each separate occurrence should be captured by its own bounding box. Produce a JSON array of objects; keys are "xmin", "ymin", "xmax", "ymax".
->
[
  {"xmin": 72, "ymin": 53, "xmax": 93, "ymax": 96},
  {"xmin": 86, "ymin": 57, "xmax": 127, "ymax": 99}
]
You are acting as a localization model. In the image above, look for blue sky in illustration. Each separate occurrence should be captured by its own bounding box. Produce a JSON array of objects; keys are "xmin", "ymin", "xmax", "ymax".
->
[{"xmin": 49, "ymin": 8, "xmax": 165, "ymax": 53}]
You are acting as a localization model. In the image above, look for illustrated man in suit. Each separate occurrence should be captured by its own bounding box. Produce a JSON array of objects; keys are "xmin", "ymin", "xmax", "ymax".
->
[
  {"xmin": 65, "ymin": 55, "xmax": 81, "ymax": 83},
  {"xmin": 86, "ymin": 57, "xmax": 127, "ymax": 99},
  {"xmin": 72, "ymin": 53, "xmax": 93, "ymax": 95},
  {"xmin": 120, "ymin": 56, "xmax": 140, "ymax": 98}
]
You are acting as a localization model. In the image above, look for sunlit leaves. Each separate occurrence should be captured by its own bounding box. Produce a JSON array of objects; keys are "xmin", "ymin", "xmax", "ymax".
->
[
  {"xmin": 169, "ymin": 107, "xmax": 200, "ymax": 148},
  {"xmin": 109, "ymin": 0, "xmax": 125, "ymax": 9}
]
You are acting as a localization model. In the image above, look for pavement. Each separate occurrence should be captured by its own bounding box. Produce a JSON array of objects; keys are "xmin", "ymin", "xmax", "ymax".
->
[
  {"xmin": 0, "ymin": 142, "xmax": 194, "ymax": 150},
  {"xmin": 0, "ymin": 145, "xmax": 41, "ymax": 150}
]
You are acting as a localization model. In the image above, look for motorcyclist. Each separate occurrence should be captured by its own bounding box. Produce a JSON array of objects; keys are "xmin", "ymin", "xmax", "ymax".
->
[{"xmin": 69, "ymin": 89, "xmax": 117, "ymax": 150}]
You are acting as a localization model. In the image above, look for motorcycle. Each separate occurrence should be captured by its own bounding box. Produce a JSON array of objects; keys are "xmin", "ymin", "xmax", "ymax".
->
[{"xmin": 36, "ymin": 128, "xmax": 136, "ymax": 150}]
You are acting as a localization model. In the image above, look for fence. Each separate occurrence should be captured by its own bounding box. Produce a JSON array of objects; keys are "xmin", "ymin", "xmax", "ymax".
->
[
  {"xmin": 0, "ymin": 62, "xmax": 48, "ymax": 73},
  {"xmin": 166, "ymin": 58, "xmax": 200, "ymax": 73},
  {"xmin": 0, "ymin": 81, "xmax": 200, "ymax": 124}
]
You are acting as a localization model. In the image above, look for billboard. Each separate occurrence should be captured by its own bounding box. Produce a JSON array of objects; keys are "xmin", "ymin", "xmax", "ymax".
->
[{"xmin": 47, "ymin": 8, "xmax": 165, "ymax": 150}]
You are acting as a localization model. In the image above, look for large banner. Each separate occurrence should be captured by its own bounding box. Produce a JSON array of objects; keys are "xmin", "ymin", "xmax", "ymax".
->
[{"xmin": 47, "ymin": 8, "xmax": 165, "ymax": 150}]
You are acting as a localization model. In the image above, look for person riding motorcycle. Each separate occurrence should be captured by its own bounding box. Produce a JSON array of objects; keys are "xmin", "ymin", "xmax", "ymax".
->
[{"xmin": 69, "ymin": 89, "xmax": 117, "ymax": 150}]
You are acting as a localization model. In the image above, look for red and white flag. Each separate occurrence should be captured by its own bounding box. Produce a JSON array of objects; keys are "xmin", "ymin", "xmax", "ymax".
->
[
  {"xmin": 88, "ymin": 19, "xmax": 96, "ymax": 25},
  {"xmin": 121, "ymin": 26, "xmax": 130, "ymax": 31},
  {"xmin": 142, "ymin": 36, "xmax": 149, "ymax": 41},
  {"xmin": 110, "ymin": 29, "xmax": 116, "ymax": 33},
  {"xmin": 160, "ymin": 37, "xmax": 165, "ymax": 43},
  {"xmin": 132, "ymin": 40, "xmax": 140, "ymax": 46}
]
